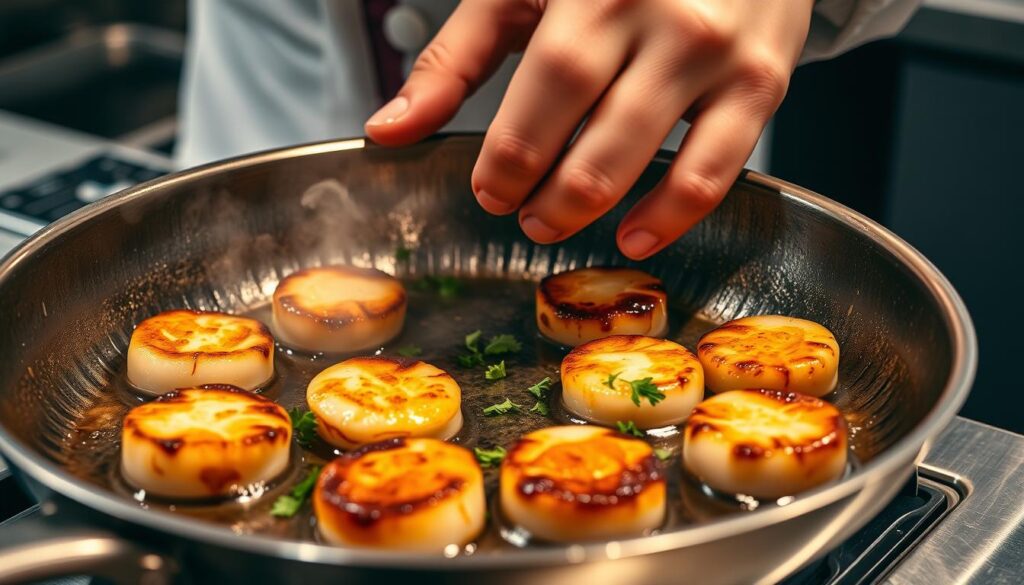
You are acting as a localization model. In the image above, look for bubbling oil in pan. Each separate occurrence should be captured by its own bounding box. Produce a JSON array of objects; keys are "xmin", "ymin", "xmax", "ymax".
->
[{"xmin": 64, "ymin": 278, "xmax": 863, "ymax": 549}]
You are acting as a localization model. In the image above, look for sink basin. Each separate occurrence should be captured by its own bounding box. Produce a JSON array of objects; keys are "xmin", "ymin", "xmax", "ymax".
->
[{"xmin": 0, "ymin": 24, "xmax": 183, "ymax": 150}]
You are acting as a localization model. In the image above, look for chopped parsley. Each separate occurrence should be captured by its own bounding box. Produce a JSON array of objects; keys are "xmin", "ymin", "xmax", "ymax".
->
[
  {"xmin": 527, "ymin": 377, "xmax": 552, "ymax": 399},
  {"xmin": 458, "ymin": 330, "xmax": 520, "ymax": 372},
  {"xmin": 395, "ymin": 246, "xmax": 412, "ymax": 262},
  {"xmin": 456, "ymin": 352, "xmax": 485, "ymax": 368},
  {"xmin": 628, "ymin": 377, "xmax": 666, "ymax": 407},
  {"xmin": 483, "ymin": 397, "xmax": 521, "ymax": 416},
  {"xmin": 465, "ymin": 330, "xmax": 482, "ymax": 352},
  {"xmin": 605, "ymin": 372, "xmax": 622, "ymax": 389},
  {"xmin": 416, "ymin": 275, "xmax": 461, "ymax": 298},
  {"xmin": 484, "ymin": 360, "xmax": 508, "ymax": 380},
  {"xmin": 396, "ymin": 345, "xmax": 422, "ymax": 357},
  {"xmin": 606, "ymin": 373, "xmax": 666, "ymax": 407},
  {"xmin": 288, "ymin": 408, "xmax": 318, "ymax": 448},
  {"xmin": 474, "ymin": 446, "xmax": 507, "ymax": 468},
  {"xmin": 654, "ymin": 448, "xmax": 673, "ymax": 461},
  {"xmin": 484, "ymin": 334, "xmax": 522, "ymax": 356},
  {"xmin": 456, "ymin": 330, "xmax": 485, "ymax": 367},
  {"xmin": 270, "ymin": 465, "xmax": 321, "ymax": 518},
  {"xmin": 616, "ymin": 420, "xmax": 645, "ymax": 438},
  {"xmin": 526, "ymin": 377, "xmax": 553, "ymax": 416}
]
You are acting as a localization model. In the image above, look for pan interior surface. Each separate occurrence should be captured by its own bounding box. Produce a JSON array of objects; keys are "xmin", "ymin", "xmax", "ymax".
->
[{"xmin": 0, "ymin": 136, "xmax": 968, "ymax": 561}]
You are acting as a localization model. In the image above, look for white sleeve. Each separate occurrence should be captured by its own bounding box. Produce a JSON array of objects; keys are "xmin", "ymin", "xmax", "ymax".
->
[{"xmin": 801, "ymin": 0, "xmax": 923, "ymax": 63}]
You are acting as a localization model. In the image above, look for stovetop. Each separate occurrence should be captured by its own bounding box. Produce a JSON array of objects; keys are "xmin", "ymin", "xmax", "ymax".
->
[
  {"xmin": 0, "ymin": 417, "xmax": 1021, "ymax": 584},
  {"xmin": 783, "ymin": 473, "xmax": 959, "ymax": 585}
]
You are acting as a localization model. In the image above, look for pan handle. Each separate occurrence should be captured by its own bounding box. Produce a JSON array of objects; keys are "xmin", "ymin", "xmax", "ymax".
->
[{"xmin": 0, "ymin": 501, "xmax": 177, "ymax": 585}]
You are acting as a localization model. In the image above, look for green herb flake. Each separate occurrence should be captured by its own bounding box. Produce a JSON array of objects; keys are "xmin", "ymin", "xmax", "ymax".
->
[
  {"xmin": 474, "ymin": 446, "xmax": 507, "ymax": 468},
  {"xmin": 288, "ymin": 408, "xmax": 318, "ymax": 448},
  {"xmin": 435, "ymin": 276, "xmax": 461, "ymax": 298},
  {"xmin": 527, "ymin": 377, "xmax": 552, "ymax": 399},
  {"xmin": 395, "ymin": 246, "xmax": 412, "ymax": 262},
  {"xmin": 605, "ymin": 371, "xmax": 622, "ymax": 389},
  {"xmin": 417, "ymin": 275, "xmax": 462, "ymax": 298},
  {"xmin": 616, "ymin": 420, "xmax": 645, "ymax": 438},
  {"xmin": 465, "ymin": 330, "xmax": 483, "ymax": 353},
  {"xmin": 628, "ymin": 377, "xmax": 666, "ymax": 407},
  {"xmin": 485, "ymin": 360, "xmax": 508, "ymax": 381},
  {"xmin": 270, "ymin": 465, "xmax": 322, "ymax": 518},
  {"xmin": 654, "ymin": 448, "xmax": 673, "ymax": 461},
  {"xmin": 456, "ymin": 352, "xmax": 485, "ymax": 368},
  {"xmin": 482, "ymin": 397, "xmax": 521, "ymax": 416},
  {"xmin": 529, "ymin": 400, "xmax": 550, "ymax": 416},
  {"xmin": 484, "ymin": 334, "xmax": 522, "ymax": 356},
  {"xmin": 396, "ymin": 345, "xmax": 422, "ymax": 357}
]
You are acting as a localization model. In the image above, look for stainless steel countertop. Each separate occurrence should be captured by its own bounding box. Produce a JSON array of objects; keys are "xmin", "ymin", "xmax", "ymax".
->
[{"xmin": 887, "ymin": 417, "xmax": 1024, "ymax": 584}]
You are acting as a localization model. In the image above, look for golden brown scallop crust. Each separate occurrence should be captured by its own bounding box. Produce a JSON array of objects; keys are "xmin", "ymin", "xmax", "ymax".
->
[
  {"xmin": 121, "ymin": 386, "xmax": 291, "ymax": 494},
  {"xmin": 560, "ymin": 335, "xmax": 699, "ymax": 388},
  {"xmin": 504, "ymin": 429, "xmax": 662, "ymax": 510},
  {"xmin": 308, "ymin": 357, "xmax": 461, "ymax": 447},
  {"xmin": 273, "ymin": 266, "xmax": 406, "ymax": 328},
  {"xmin": 132, "ymin": 310, "xmax": 274, "ymax": 361},
  {"xmin": 314, "ymin": 438, "xmax": 479, "ymax": 531},
  {"xmin": 122, "ymin": 386, "xmax": 290, "ymax": 454},
  {"xmin": 696, "ymin": 316, "xmax": 839, "ymax": 393},
  {"xmin": 537, "ymin": 267, "xmax": 666, "ymax": 331},
  {"xmin": 685, "ymin": 389, "xmax": 847, "ymax": 462}
]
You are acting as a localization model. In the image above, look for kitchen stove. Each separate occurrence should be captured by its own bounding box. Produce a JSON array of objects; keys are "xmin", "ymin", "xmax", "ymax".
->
[{"xmin": 0, "ymin": 417, "xmax": 1019, "ymax": 584}]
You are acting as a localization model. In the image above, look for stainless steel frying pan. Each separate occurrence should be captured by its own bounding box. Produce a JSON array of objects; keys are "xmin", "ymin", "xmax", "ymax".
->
[{"xmin": 0, "ymin": 135, "xmax": 976, "ymax": 584}]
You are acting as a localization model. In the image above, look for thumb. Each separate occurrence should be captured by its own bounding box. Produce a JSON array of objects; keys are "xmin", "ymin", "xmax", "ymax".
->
[{"xmin": 364, "ymin": 1, "xmax": 537, "ymax": 146}]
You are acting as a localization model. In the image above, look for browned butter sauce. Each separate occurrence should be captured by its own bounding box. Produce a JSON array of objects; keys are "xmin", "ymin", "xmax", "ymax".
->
[{"xmin": 64, "ymin": 278, "xmax": 865, "ymax": 549}]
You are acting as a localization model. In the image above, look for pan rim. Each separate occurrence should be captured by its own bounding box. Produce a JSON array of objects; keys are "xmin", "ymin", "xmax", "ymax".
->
[{"xmin": 0, "ymin": 133, "xmax": 977, "ymax": 568}]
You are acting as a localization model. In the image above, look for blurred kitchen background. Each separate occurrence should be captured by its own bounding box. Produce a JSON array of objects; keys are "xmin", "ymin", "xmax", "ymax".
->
[{"xmin": 0, "ymin": 1, "xmax": 1021, "ymax": 431}]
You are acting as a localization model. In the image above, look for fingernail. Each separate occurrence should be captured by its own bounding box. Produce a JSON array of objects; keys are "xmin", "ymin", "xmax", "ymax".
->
[
  {"xmin": 366, "ymin": 96, "xmax": 409, "ymax": 126},
  {"xmin": 476, "ymin": 190, "xmax": 515, "ymax": 215},
  {"xmin": 620, "ymin": 229, "xmax": 660, "ymax": 258},
  {"xmin": 521, "ymin": 215, "xmax": 561, "ymax": 242}
]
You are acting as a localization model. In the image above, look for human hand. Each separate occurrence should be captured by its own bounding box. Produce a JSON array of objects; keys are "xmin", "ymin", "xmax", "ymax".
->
[{"xmin": 365, "ymin": 0, "xmax": 815, "ymax": 259}]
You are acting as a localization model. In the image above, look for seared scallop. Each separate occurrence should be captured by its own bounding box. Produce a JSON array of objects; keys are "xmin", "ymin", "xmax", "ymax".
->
[
  {"xmin": 536, "ymin": 267, "xmax": 668, "ymax": 347},
  {"xmin": 127, "ymin": 310, "xmax": 274, "ymax": 396},
  {"xmin": 314, "ymin": 438, "xmax": 485, "ymax": 551},
  {"xmin": 697, "ymin": 315, "xmax": 840, "ymax": 397},
  {"xmin": 500, "ymin": 425, "xmax": 665, "ymax": 542},
  {"xmin": 307, "ymin": 357, "xmax": 463, "ymax": 449},
  {"xmin": 561, "ymin": 335, "xmax": 704, "ymax": 429},
  {"xmin": 121, "ymin": 386, "xmax": 291, "ymax": 499},
  {"xmin": 272, "ymin": 265, "xmax": 406, "ymax": 353},
  {"xmin": 683, "ymin": 389, "xmax": 848, "ymax": 500}
]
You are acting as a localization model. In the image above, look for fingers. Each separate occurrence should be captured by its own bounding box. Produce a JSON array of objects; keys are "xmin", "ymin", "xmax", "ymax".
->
[
  {"xmin": 470, "ymin": 3, "xmax": 633, "ymax": 215},
  {"xmin": 514, "ymin": 50, "xmax": 698, "ymax": 242},
  {"xmin": 364, "ymin": 1, "xmax": 539, "ymax": 147},
  {"xmin": 616, "ymin": 89, "xmax": 776, "ymax": 259}
]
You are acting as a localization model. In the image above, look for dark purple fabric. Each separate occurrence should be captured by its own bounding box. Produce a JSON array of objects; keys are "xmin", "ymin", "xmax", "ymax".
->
[{"xmin": 362, "ymin": 0, "xmax": 406, "ymax": 102}]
